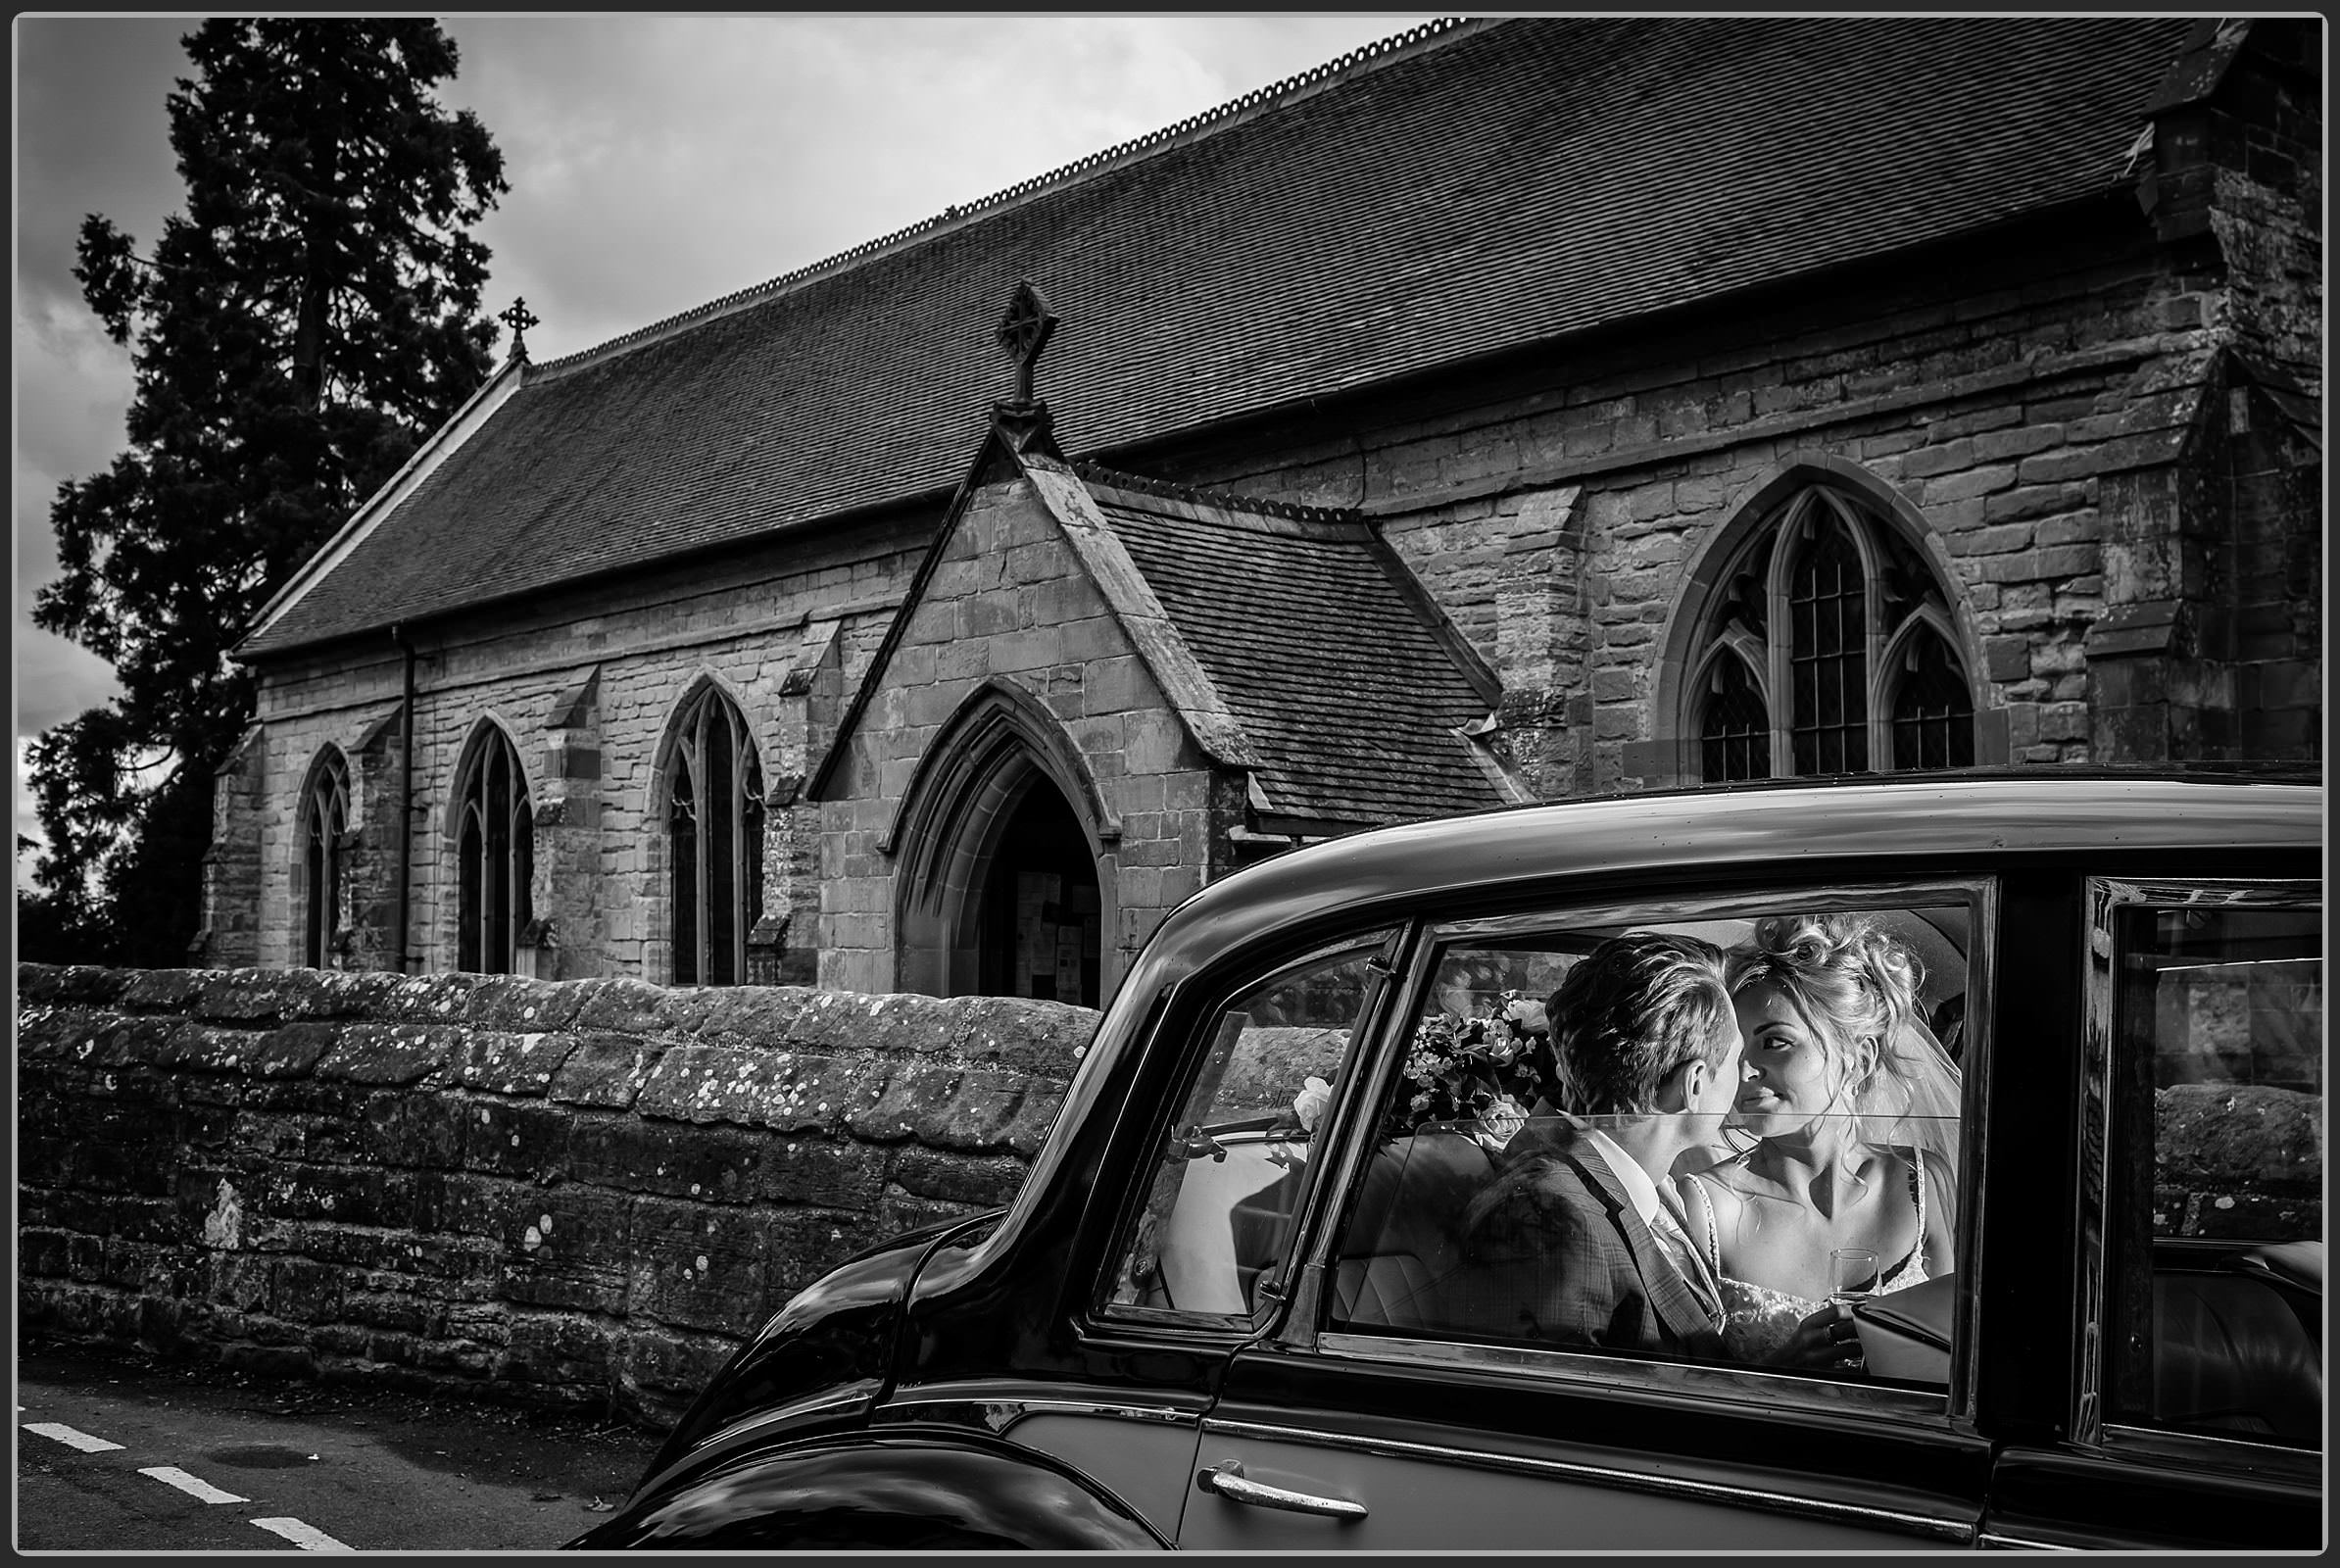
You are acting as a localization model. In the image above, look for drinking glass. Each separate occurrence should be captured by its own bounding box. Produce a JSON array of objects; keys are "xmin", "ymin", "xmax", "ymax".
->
[{"xmin": 1828, "ymin": 1247, "xmax": 1879, "ymax": 1305}]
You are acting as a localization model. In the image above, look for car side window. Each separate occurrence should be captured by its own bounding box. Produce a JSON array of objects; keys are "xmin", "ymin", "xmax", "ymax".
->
[
  {"xmin": 1326, "ymin": 898, "xmax": 1974, "ymax": 1395},
  {"xmin": 2095, "ymin": 883, "xmax": 2322, "ymax": 1450},
  {"xmin": 1104, "ymin": 931, "xmax": 1398, "ymax": 1322}
]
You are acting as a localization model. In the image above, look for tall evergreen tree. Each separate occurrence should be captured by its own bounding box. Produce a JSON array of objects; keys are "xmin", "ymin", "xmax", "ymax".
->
[{"xmin": 25, "ymin": 19, "xmax": 508, "ymax": 965}]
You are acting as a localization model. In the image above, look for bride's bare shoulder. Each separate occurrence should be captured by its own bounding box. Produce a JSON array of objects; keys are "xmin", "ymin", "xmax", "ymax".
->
[{"xmin": 1682, "ymin": 1158, "xmax": 1758, "ymax": 1215}]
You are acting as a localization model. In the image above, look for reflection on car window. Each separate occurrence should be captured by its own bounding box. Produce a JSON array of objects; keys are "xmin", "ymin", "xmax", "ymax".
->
[
  {"xmin": 2106, "ymin": 895, "xmax": 2322, "ymax": 1449},
  {"xmin": 1105, "ymin": 935, "xmax": 1392, "ymax": 1319},
  {"xmin": 1329, "ymin": 905, "xmax": 1969, "ymax": 1391}
]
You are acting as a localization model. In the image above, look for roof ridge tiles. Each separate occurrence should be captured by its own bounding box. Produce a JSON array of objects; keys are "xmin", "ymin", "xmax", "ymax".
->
[
  {"xmin": 531, "ymin": 16, "xmax": 1477, "ymax": 380},
  {"xmin": 1075, "ymin": 461, "xmax": 1362, "ymax": 525}
]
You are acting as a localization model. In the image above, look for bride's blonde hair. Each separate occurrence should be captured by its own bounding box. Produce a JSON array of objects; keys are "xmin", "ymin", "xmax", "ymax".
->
[
  {"xmin": 1728, "ymin": 911, "xmax": 1924, "ymax": 1105},
  {"xmin": 1728, "ymin": 912, "xmax": 1962, "ymax": 1202}
]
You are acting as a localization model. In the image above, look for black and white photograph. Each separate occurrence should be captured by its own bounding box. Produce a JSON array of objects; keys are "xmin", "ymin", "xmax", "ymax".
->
[{"xmin": 14, "ymin": 12, "xmax": 2323, "ymax": 1554}]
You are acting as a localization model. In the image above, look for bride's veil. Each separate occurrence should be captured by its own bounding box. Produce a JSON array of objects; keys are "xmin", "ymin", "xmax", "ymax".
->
[{"xmin": 1854, "ymin": 1010, "xmax": 1964, "ymax": 1229}]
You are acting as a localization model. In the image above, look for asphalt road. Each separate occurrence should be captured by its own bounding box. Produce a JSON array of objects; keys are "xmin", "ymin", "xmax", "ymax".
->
[{"xmin": 17, "ymin": 1341, "xmax": 664, "ymax": 1553}]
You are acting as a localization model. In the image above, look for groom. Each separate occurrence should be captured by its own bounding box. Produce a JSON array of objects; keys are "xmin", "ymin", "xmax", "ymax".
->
[{"xmin": 1456, "ymin": 932, "xmax": 1742, "ymax": 1355}]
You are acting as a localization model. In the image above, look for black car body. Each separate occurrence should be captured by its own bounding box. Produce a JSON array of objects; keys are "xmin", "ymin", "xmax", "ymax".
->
[{"xmin": 571, "ymin": 774, "xmax": 2322, "ymax": 1551}]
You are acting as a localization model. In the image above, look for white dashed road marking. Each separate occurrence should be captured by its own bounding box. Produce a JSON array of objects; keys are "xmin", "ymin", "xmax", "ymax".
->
[
  {"xmin": 24, "ymin": 1422, "xmax": 125, "ymax": 1453},
  {"xmin": 252, "ymin": 1517, "xmax": 355, "ymax": 1551},
  {"xmin": 139, "ymin": 1466, "xmax": 251, "ymax": 1504},
  {"xmin": 24, "ymin": 1408, "xmax": 360, "ymax": 1549}
]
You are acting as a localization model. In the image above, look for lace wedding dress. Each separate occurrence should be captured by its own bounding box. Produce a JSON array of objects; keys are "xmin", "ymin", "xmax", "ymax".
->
[{"xmin": 1683, "ymin": 1152, "xmax": 1931, "ymax": 1364}]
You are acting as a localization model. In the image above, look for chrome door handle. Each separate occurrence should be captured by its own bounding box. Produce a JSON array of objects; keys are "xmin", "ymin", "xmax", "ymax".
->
[{"xmin": 1196, "ymin": 1459, "xmax": 1367, "ymax": 1520}]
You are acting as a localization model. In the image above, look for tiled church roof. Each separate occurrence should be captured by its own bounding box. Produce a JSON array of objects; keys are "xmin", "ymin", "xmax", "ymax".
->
[
  {"xmin": 241, "ymin": 15, "xmax": 2197, "ymax": 659},
  {"xmin": 1081, "ymin": 474, "xmax": 1507, "ymax": 829}
]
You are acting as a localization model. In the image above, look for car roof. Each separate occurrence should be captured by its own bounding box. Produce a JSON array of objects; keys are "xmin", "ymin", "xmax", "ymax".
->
[{"xmin": 1126, "ymin": 772, "xmax": 2324, "ymax": 995}]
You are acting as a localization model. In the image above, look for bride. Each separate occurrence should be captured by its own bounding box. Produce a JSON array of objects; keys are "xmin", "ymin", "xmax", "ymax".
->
[{"xmin": 1678, "ymin": 912, "xmax": 1963, "ymax": 1371}]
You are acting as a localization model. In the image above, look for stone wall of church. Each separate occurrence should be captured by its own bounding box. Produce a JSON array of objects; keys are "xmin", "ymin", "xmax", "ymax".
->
[
  {"xmin": 1142, "ymin": 217, "xmax": 2315, "ymax": 799},
  {"xmin": 242, "ymin": 521, "xmax": 927, "ymax": 982},
  {"xmin": 816, "ymin": 476, "xmax": 1228, "ymax": 998},
  {"xmin": 18, "ymin": 961, "xmax": 1093, "ymax": 1426}
]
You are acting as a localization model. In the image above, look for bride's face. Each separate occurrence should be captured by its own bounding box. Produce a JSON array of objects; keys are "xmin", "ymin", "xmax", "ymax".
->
[{"xmin": 1731, "ymin": 981, "xmax": 1843, "ymax": 1138}]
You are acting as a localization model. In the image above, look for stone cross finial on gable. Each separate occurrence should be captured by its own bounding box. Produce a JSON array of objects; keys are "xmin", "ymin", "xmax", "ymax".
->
[
  {"xmin": 995, "ymin": 280, "xmax": 1056, "ymax": 405},
  {"xmin": 500, "ymin": 298, "xmax": 541, "ymax": 363}
]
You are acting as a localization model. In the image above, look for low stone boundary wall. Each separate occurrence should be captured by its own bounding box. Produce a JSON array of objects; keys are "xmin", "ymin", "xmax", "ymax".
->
[{"xmin": 16, "ymin": 963, "xmax": 1097, "ymax": 1428}]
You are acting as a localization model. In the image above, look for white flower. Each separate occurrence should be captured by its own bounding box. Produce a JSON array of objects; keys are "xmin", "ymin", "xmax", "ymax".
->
[
  {"xmin": 1472, "ymin": 1093, "xmax": 1530, "ymax": 1153},
  {"xmin": 1292, "ymin": 1076, "xmax": 1332, "ymax": 1132}
]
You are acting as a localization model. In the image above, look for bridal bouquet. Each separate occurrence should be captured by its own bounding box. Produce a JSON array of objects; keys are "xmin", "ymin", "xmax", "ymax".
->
[{"xmin": 1388, "ymin": 990, "xmax": 1552, "ymax": 1151}]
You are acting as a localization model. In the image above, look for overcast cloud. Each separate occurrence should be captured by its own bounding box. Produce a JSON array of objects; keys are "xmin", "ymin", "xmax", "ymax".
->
[{"xmin": 12, "ymin": 13, "xmax": 1433, "ymax": 865}]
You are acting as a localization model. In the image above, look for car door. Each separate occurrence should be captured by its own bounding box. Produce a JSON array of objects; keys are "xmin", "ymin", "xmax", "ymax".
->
[
  {"xmin": 1178, "ymin": 884, "xmax": 1996, "ymax": 1550},
  {"xmin": 998, "ymin": 925, "xmax": 1406, "ymax": 1542},
  {"xmin": 1978, "ymin": 875, "xmax": 2321, "ymax": 1550}
]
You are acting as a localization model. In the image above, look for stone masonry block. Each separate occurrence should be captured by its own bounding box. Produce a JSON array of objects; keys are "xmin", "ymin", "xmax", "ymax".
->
[
  {"xmin": 566, "ymin": 1114, "xmax": 766, "ymax": 1203},
  {"xmin": 70, "ymin": 1013, "xmax": 193, "ymax": 1070},
  {"xmin": 462, "ymin": 1099, "xmax": 574, "ymax": 1182},
  {"xmin": 548, "ymin": 1032, "xmax": 668, "ymax": 1109},
  {"xmin": 758, "ymin": 1136, "xmax": 888, "ymax": 1211},
  {"xmin": 887, "ymin": 1149, "xmax": 1029, "ymax": 1209},
  {"xmin": 117, "ymin": 968, "xmax": 206, "ymax": 1011},
  {"xmin": 2158, "ymin": 1084, "xmax": 2321, "ymax": 1188},
  {"xmin": 189, "ymin": 969, "xmax": 312, "ymax": 1024},
  {"xmin": 465, "ymin": 974, "xmax": 591, "ymax": 1032},
  {"xmin": 277, "ymin": 969, "xmax": 409, "ymax": 1021},
  {"xmin": 847, "ymin": 1060, "xmax": 961, "ymax": 1143},
  {"xmin": 315, "ymin": 1023, "xmax": 463, "ymax": 1086},
  {"xmin": 259, "ymin": 1163, "xmax": 418, "ymax": 1230},
  {"xmin": 784, "ymin": 989, "xmax": 951, "ymax": 1057},
  {"xmin": 493, "ymin": 1188, "xmax": 634, "ymax": 1315},
  {"xmin": 383, "ymin": 972, "xmax": 493, "ymax": 1025},
  {"xmin": 938, "ymin": 995, "xmax": 1100, "ymax": 1077},
  {"xmin": 636, "ymin": 1043, "xmax": 805, "ymax": 1127},
  {"xmin": 366, "ymin": 1090, "xmax": 467, "ymax": 1170},
  {"xmin": 627, "ymin": 1197, "xmax": 767, "ymax": 1337},
  {"xmin": 157, "ymin": 1022, "xmax": 337, "ymax": 1079},
  {"xmin": 571, "ymin": 975, "xmax": 685, "ymax": 1037},
  {"xmin": 683, "ymin": 985, "xmax": 815, "ymax": 1051},
  {"xmin": 910, "ymin": 1067, "xmax": 1037, "ymax": 1152},
  {"xmin": 457, "ymin": 1031, "xmax": 580, "ymax": 1098}
]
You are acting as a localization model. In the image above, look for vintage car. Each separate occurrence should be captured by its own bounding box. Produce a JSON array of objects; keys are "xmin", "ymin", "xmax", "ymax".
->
[{"xmin": 570, "ymin": 772, "xmax": 2321, "ymax": 1551}]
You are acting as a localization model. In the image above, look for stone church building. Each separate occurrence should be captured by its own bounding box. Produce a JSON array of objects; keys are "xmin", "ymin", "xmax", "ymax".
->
[{"xmin": 200, "ymin": 16, "xmax": 2321, "ymax": 1003}]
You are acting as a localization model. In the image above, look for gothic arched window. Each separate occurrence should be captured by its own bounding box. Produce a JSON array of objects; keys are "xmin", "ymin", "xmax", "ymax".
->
[
  {"xmin": 665, "ymin": 685, "xmax": 765, "ymax": 987},
  {"xmin": 298, "ymin": 751, "xmax": 349, "ymax": 969},
  {"xmin": 1687, "ymin": 485, "xmax": 1974, "ymax": 781},
  {"xmin": 454, "ymin": 726, "xmax": 533, "ymax": 973}
]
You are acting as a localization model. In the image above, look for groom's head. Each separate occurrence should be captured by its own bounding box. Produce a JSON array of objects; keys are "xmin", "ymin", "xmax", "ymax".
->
[{"xmin": 1547, "ymin": 933, "xmax": 1739, "ymax": 1121}]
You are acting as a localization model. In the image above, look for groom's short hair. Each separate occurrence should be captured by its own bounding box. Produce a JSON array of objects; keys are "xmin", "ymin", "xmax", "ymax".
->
[{"xmin": 1547, "ymin": 933, "xmax": 1733, "ymax": 1117}]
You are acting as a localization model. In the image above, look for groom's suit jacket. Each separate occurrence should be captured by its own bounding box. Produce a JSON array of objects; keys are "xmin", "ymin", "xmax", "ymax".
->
[{"xmin": 1451, "ymin": 1127, "xmax": 1723, "ymax": 1356}]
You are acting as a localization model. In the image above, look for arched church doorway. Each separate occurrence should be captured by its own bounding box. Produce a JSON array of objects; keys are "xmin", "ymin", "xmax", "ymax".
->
[{"xmin": 976, "ymin": 778, "xmax": 1102, "ymax": 1007}]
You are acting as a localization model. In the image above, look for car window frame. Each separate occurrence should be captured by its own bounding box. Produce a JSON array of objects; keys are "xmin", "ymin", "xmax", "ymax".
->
[
  {"xmin": 1089, "ymin": 923, "xmax": 1409, "ymax": 1335},
  {"xmin": 1270, "ymin": 874, "xmax": 1998, "ymax": 1433},
  {"xmin": 2072, "ymin": 874, "xmax": 2322, "ymax": 1481}
]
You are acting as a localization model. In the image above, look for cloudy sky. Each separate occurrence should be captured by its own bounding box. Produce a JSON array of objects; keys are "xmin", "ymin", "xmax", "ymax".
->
[{"xmin": 13, "ymin": 12, "xmax": 1434, "ymax": 867}]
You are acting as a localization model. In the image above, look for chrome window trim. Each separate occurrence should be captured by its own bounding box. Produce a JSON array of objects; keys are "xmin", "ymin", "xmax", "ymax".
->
[
  {"xmin": 2073, "ymin": 877, "xmax": 2320, "ymax": 1448},
  {"xmin": 2099, "ymin": 1420, "xmax": 2321, "ymax": 1479},
  {"xmin": 878, "ymin": 1394, "xmax": 1202, "ymax": 1437},
  {"xmin": 1289, "ymin": 877, "xmax": 1994, "ymax": 1427},
  {"xmin": 1313, "ymin": 1329, "xmax": 1949, "ymax": 1423},
  {"xmin": 1415, "ymin": 877, "xmax": 1985, "ymax": 943},
  {"xmin": 1201, "ymin": 1415, "xmax": 1974, "ymax": 1544},
  {"xmin": 1975, "ymin": 1530, "xmax": 2077, "ymax": 1550}
]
